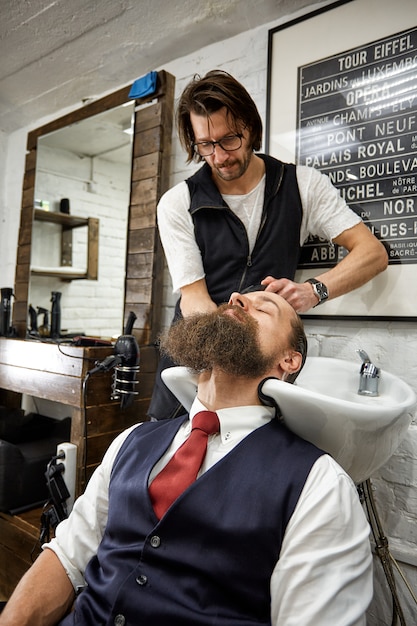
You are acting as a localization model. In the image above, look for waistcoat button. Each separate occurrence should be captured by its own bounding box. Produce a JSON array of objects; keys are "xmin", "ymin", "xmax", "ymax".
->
[
  {"xmin": 114, "ymin": 615, "xmax": 126, "ymax": 626},
  {"xmin": 150, "ymin": 535, "xmax": 161, "ymax": 548},
  {"xmin": 136, "ymin": 574, "xmax": 148, "ymax": 586}
]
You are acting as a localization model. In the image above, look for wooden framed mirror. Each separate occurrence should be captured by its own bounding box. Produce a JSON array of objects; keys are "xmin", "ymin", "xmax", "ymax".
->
[
  {"xmin": 13, "ymin": 70, "xmax": 175, "ymax": 348},
  {"xmin": 0, "ymin": 72, "xmax": 175, "ymax": 598}
]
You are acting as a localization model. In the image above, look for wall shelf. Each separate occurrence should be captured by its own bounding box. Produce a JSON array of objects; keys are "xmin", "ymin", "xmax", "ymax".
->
[{"xmin": 32, "ymin": 209, "xmax": 99, "ymax": 280}]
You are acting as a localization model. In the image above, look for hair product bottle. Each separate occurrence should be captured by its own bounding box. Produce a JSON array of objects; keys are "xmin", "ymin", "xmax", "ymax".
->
[{"xmin": 50, "ymin": 291, "xmax": 62, "ymax": 339}]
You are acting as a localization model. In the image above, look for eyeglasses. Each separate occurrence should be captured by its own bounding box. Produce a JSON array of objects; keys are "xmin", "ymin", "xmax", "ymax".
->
[{"xmin": 193, "ymin": 134, "xmax": 243, "ymax": 157}]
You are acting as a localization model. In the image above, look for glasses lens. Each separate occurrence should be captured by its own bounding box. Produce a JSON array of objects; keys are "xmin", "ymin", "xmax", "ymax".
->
[
  {"xmin": 194, "ymin": 142, "xmax": 213, "ymax": 156},
  {"xmin": 219, "ymin": 135, "xmax": 242, "ymax": 151}
]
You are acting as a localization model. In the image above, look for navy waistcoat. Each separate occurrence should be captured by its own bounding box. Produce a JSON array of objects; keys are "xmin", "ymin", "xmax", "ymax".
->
[{"xmin": 61, "ymin": 415, "xmax": 323, "ymax": 625}]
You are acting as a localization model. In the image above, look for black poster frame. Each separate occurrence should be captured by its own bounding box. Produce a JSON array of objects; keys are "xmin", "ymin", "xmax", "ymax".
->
[{"xmin": 266, "ymin": 0, "xmax": 417, "ymax": 320}]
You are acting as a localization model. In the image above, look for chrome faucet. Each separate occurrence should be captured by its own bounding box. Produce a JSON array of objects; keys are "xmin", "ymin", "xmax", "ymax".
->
[{"xmin": 356, "ymin": 349, "xmax": 380, "ymax": 397}]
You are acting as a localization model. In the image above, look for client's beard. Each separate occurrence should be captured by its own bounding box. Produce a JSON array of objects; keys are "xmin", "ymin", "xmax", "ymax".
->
[{"xmin": 160, "ymin": 304, "xmax": 276, "ymax": 378}]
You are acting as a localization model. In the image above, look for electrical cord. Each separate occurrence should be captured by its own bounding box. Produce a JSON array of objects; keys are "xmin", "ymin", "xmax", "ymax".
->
[
  {"xmin": 54, "ymin": 341, "xmax": 112, "ymax": 487},
  {"xmin": 57, "ymin": 340, "xmax": 99, "ymax": 366},
  {"xmin": 26, "ymin": 339, "xmax": 123, "ymax": 559},
  {"xmin": 33, "ymin": 453, "xmax": 71, "ymax": 560},
  {"xmin": 80, "ymin": 354, "xmax": 123, "ymax": 487},
  {"xmin": 82, "ymin": 371, "xmax": 90, "ymax": 489}
]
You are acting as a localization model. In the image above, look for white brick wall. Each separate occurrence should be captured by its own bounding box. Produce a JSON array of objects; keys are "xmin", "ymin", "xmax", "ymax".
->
[{"xmin": 31, "ymin": 142, "xmax": 130, "ymax": 338}]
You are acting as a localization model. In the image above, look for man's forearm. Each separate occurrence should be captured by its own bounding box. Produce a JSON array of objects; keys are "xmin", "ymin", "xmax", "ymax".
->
[
  {"xmin": 316, "ymin": 227, "xmax": 388, "ymax": 300},
  {"xmin": 180, "ymin": 278, "xmax": 217, "ymax": 316},
  {"xmin": 0, "ymin": 548, "xmax": 75, "ymax": 626}
]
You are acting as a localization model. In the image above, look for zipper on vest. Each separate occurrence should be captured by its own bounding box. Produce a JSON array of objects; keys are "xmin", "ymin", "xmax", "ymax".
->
[
  {"xmin": 237, "ymin": 211, "xmax": 266, "ymax": 290},
  {"xmin": 253, "ymin": 212, "xmax": 267, "ymax": 251},
  {"xmin": 237, "ymin": 254, "xmax": 253, "ymax": 291}
]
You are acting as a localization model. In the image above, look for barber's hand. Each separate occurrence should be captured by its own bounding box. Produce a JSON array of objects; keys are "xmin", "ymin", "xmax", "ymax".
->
[{"xmin": 261, "ymin": 276, "xmax": 318, "ymax": 313}]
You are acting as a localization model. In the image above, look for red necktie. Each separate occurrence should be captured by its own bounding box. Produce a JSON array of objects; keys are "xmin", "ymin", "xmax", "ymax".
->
[{"xmin": 149, "ymin": 410, "xmax": 220, "ymax": 519}]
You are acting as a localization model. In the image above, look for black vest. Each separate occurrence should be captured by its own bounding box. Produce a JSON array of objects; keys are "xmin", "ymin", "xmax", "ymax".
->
[
  {"xmin": 61, "ymin": 415, "xmax": 323, "ymax": 625},
  {"xmin": 186, "ymin": 154, "xmax": 303, "ymax": 305}
]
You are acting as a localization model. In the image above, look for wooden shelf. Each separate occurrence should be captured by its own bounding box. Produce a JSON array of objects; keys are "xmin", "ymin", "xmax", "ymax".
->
[
  {"xmin": 32, "ymin": 210, "xmax": 99, "ymax": 280},
  {"xmin": 34, "ymin": 209, "xmax": 89, "ymax": 228},
  {"xmin": 31, "ymin": 267, "xmax": 92, "ymax": 280}
]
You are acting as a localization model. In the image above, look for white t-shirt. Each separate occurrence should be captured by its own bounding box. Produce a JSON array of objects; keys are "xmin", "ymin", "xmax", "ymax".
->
[{"xmin": 157, "ymin": 164, "xmax": 361, "ymax": 293}]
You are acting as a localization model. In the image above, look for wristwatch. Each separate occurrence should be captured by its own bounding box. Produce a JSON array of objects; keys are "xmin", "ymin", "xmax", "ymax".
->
[{"xmin": 305, "ymin": 278, "xmax": 329, "ymax": 307}]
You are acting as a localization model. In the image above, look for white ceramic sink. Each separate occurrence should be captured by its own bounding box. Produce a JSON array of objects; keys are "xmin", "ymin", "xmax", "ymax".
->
[{"xmin": 161, "ymin": 357, "xmax": 416, "ymax": 484}]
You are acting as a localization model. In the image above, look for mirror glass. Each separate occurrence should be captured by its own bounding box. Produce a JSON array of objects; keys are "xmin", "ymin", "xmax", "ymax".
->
[{"xmin": 29, "ymin": 102, "xmax": 134, "ymax": 339}]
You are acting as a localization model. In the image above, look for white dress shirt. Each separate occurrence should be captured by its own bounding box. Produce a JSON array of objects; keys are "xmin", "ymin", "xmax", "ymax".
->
[{"xmin": 47, "ymin": 400, "xmax": 372, "ymax": 625}]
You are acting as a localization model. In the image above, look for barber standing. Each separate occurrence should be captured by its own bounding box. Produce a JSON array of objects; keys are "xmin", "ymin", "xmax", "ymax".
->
[{"xmin": 149, "ymin": 69, "xmax": 388, "ymax": 420}]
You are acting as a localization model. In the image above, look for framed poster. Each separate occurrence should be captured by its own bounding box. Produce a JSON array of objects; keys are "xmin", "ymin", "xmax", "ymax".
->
[{"xmin": 266, "ymin": 0, "xmax": 417, "ymax": 319}]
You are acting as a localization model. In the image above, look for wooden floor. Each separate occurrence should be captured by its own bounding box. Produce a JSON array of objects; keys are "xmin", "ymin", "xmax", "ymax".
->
[{"xmin": 0, "ymin": 507, "xmax": 44, "ymax": 600}]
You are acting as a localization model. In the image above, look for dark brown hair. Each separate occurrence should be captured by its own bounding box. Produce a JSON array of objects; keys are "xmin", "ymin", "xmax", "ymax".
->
[
  {"xmin": 177, "ymin": 70, "xmax": 263, "ymax": 163},
  {"xmin": 286, "ymin": 314, "xmax": 308, "ymax": 384}
]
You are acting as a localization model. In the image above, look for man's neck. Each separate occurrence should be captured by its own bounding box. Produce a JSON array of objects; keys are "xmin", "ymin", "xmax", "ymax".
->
[
  {"xmin": 196, "ymin": 369, "xmax": 264, "ymax": 411},
  {"xmin": 214, "ymin": 153, "xmax": 265, "ymax": 196}
]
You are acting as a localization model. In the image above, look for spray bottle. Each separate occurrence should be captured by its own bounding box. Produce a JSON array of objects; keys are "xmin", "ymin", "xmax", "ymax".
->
[
  {"xmin": 50, "ymin": 291, "xmax": 62, "ymax": 339},
  {"xmin": 0, "ymin": 288, "xmax": 14, "ymax": 337},
  {"xmin": 28, "ymin": 305, "xmax": 39, "ymax": 336}
]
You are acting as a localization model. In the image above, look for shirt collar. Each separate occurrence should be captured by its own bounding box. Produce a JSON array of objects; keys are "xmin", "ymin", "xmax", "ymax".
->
[{"xmin": 190, "ymin": 397, "xmax": 275, "ymax": 445}]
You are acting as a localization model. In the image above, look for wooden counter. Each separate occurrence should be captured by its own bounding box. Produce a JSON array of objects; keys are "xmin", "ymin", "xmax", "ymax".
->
[{"xmin": 0, "ymin": 337, "xmax": 157, "ymax": 598}]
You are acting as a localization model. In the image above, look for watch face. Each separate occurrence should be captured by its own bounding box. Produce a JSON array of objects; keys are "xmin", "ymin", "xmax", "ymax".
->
[
  {"xmin": 316, "ymin": 283, "xmax": 328, "ymax": 300},
  {"xmin": 306, "ymin": 279, "xmax": 328, "ymax": 303}
]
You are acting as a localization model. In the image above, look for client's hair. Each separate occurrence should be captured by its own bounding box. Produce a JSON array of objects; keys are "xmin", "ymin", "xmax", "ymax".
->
[{"xmin": 286, "ymin": 315, "xmax": 308, "ymax": 384}]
